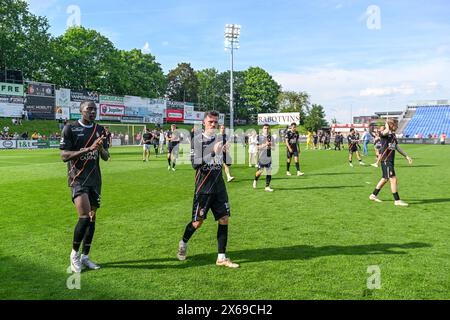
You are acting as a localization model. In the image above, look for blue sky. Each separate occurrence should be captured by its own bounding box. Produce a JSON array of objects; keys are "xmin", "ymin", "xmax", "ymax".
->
[{"xmin": 26, "ymin": 0, "xmax": 450, "ymax": 122}]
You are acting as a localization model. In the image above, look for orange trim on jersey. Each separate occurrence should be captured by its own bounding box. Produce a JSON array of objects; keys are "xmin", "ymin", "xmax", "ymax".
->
[
  {"xmin": 196, "ymin": 171, "xmax": 212, "ymax": 194},
  {"xmin": 69, "ymin": 124, "xmax": 98, "ymax": 185}
]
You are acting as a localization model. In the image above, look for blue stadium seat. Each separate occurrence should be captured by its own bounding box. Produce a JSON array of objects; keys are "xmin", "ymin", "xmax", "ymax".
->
[{"xmin": 403, "ymin": 106, "xmax": 450, "ymax": 137}]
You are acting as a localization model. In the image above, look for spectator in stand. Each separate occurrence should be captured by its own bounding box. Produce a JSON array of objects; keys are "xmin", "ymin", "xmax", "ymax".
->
[
  {"xmin": 21, "ymin": 131, "xmax": 29, "ymax": 140},
  {"xmin": 31, "ymin": 131, "xmax": 39, "ymax": 140},
  {"xmin": 125, "ymin": 134, "xmax": 129, "ymax": 145},
  {"xmin": 418, "ymin": 133, "xmax": 423, "ymax": 139}
]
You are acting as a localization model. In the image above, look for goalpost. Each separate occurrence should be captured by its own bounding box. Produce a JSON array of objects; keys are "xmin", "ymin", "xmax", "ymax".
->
[{"xmin": 101, "ymin": 123, "xmax": 147, "ymax": 146}]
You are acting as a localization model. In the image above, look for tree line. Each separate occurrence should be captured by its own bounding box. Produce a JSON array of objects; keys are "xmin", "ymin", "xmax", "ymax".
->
[{"xmin": 0, "ymin": 0, "xmax": 327, "ymax": 130}]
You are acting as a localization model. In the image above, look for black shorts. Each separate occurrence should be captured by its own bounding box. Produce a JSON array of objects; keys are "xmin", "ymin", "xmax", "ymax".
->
[
  {"xmin": 287, "ymin": 147, "xmax": 299, "ymax": 158},
  {"xmin": 381, "ymin": 162, "xmax": 396, "ymax": 179},
  {"xmin": 71, "ymin": 184, "xmax": 102, "ymax": 208},
  {"xmin": 168, "ymin": 143, "xmax": 179, "ymax": 155},
  {"xmin": 192, "ymin": 191, "xmax": 230, "ymax": 222},
  {"xmin": 349, "ymin": 145, "xmax": 359, "ymax": 153},
  {"xmin": 258, "ymin": 161, "xmax": 272, "ymax": 170}
]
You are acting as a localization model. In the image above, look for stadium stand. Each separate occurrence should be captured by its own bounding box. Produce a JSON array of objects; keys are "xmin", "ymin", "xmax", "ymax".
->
[{"xmin": 403, "ymin": 105, "xmax": 450, "ymax": 137}]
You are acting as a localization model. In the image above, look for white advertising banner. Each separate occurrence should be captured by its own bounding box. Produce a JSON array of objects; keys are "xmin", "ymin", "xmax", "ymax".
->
[
  {"xmin": 0, "ymin": 103, "xmax": 24, "ymax": 117},
  {"xmin": 0, "ymin": 140, "xmax": 17, "ymax": 149},
  {"xmin": 55, "ymin": 88, "xmax": 71, "ymax": 108},
  {"xmin": 17, "ymin": 140, "xmax": 38, "ymax": 149},
  {"xmin": 257, "ymin": 113, "xmax": 301, "ymax": 126}
]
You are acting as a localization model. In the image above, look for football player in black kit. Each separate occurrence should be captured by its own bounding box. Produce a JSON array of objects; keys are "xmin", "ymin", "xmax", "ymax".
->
[
  {"xmin": 253, "ymin": 124, "xmax": 275, "ymax": 192},
  {"xmin": 285, "ymin": 123, "xmax": 305, "ymax": 177},
  {"xmin": 176, "ymin": 111, "xmax": 239, "ymax": 268},
  {"xmin": 369, "ymin": 119, "xmax": 413, "ymax": 206},
  {"xmin": 166, "ymin": 124, "xmax": 180, "ymax": 171},
  {"xmin": 60, "ymin": 101, "xmax": 110, "ymax": 273},
  {"xmin": 347, "ymin": 128, "xmax": 365, "ymax": 167},
  {"xmin": 142, "ymin": 128, "xmax": 153, "ymax": 162}
]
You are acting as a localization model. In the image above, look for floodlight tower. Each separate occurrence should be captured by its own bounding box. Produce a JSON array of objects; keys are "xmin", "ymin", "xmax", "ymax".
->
[{"xmin": 225, "ymin": 24, "xmax": 241, "ymax": 131}]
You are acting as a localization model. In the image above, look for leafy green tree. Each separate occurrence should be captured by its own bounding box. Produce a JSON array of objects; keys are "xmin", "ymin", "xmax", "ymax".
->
[
  {"xmin": 196, "ymin": 68, "xmax": 221, "ymax": 111},
  {"xmin": 242, "ymin": 67, "xmax": 281, "ymax": 114},
  {"xmin": 166, "ymin": 62, "xmax": 199, "ymax": 102},
  {"xmin": 278, "ymin": 91, "xmax": 310, "ymax": 125},
  {"xmin": 50, "ymin": 27, "xmax": 118, "ymax": 92},
  {"xmin": 304, "ymin": 104, "xmax": 328, "ymax": 132},
  {"xmin": 0, "ymin": 0, "xmax": 52, "ymax": 81},
  {"xmin": 114, "ymin": 49, "xmax": 166, "ymax": 97}
]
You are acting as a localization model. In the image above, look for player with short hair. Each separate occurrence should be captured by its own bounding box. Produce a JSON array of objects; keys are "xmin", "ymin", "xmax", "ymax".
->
[
  {"xmin": 369, "ymin": 119, "xmax": 413, "ymax": 206},
  {"xmin": 60, "ymin": 101, "xmax": 110, "ymax": 273},
  {"xmin": 176, "ymin": 111, "xmax": 239, "ymax": 268},
  {"xmin": 142, "ymin": 128, "xmax": 153, "ymax": 162},
  {"xmin": 348, "ymin": 128, "xmax": 365, "ymax": 167},
  {"xmin": 285, "ymin": 123, "xmax": 304, "ymax": 177},
  {"xmin": 253, "ymin": 124, "xmax": 275, "ymax": 192},
  {"xmin": 219, "ymin": 124, "xmax": 235, "ymax": 182},
  {"xmin": 166, "ymin": 124, "xmax": 180, "ymax": 171}
]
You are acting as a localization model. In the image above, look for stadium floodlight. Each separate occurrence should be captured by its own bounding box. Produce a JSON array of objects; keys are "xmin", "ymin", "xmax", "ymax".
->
[{"xmin": 225, "ymin": 24, "xmax": 241, "ymax": 131}]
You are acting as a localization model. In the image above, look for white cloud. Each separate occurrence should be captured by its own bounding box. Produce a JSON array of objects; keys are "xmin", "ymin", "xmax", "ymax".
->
[
  {"xmin": 142, "ymin": 42, "xmax": 151, "ymax": 54},
  {"xmin": 273, "ymin": 58, "xmax": 450, "ymax": 122},
  {"xmin": 360, "ymin": 85, "xmax": 415, "ymax": 97},
  {"xmin": 162, "ymin": 41, "xmax": 169, "ymax": 46}
]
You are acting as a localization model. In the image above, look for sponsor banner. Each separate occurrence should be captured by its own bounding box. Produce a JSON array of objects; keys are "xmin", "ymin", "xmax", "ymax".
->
[
  {"xmin": 219, "ymin": 113, "xmax": 225, "ymax": 125},
  {"xmin": 332, "ymin": 124, "xmax": 369, "ymax": 129},
  {"xmin": 0, "ymin": 82, "xmax": 23, "ymax": 97},
  {"xmin": 257, "ymin": 113, "xmax": 301, "ymax": 126},
  {"xmin": 121, "ymin": 116, "xmax": 144, "ymax": 123},
  {"xmin": 144, "ymin": 113, "xmax": 163, "ymax": 124},
  {"xmin": 100, "ymin": 104, "xmax": 125, "ymax": 116},
  {"xmin": 49, "ymin": 140, "xmax": 60, "ymax": 148},
  {"xmin": 166, "ymin": 101, "xmax": 185, "ymax": 109},
  {"xmin": 100, "ymin": 95, "xmax": 124, "ymax": 106},
  {"xmin": 25, "ymin": 96, "xmax": 55, "ymax": 120},
  {"xmin": 99, "ymin": 115, "xmax": 121, "ymax": 122},
  {"xmin": 17, "ymin": 140, "xmax": 38, "ymax": 149},
  {"xmin": 27, "ymin": 82, "xmax": 55, "ymax": 97},
  {"xmin": 124, "ymin": 95, "xmax": 148, "ymax": 108},
  {"xmin": 55, "ymin": 88, "xmax": 71, "ymax": 108},
  {"xmin": 0, "ymin": 95, "xmax": 24, "ymax": 104},
  {"xmin": 166, "ymin": 109, "xmax": 184, "ymax": 123},
  {"xmin": 37, "ymin": 139, "xmax": 49, "ymax": 149},
  {"xmin": 124, "ymin": 96, "xmax": 151, "ymax": 118},
  {"xmin": 398, "ymin": 138, "xmax": 443, "ymax": 145},
  {"xmin": 149, "ymin": 99, "xmax": 166, "ymax": 115},
  {"xmin": 0, "ymin": 140, "xmax": 17, "ymax": 149},
  {"xmin": 70, "ymin": 90, "xmax": 99, "ymax": 103},
  {"xmin": 0, "ymin": 103, "xmax": 24, "ymax": 117},
  {"xmin": 184, "ymin": 111, "xmax": 205, "ymax": 124}
]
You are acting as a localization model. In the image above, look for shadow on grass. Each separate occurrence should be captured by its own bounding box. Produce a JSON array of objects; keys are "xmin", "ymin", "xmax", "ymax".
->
[
  {"xmin": 310, "ymin": 172, "xmax": 369, "ymax": 176},
  {"xmin": 407, "ymin": 198, "xmax": 450, "ymax": 204},
  {"xmin": 101, "ymin": 242, "xmax": 431, "ymax": 270},
  {"xmin": 274, "ymin": 185, "xmax": 363, "ymax": 191}
]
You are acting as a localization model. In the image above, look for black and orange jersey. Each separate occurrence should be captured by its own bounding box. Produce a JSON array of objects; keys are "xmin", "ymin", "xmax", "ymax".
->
[
  {"xmin": 191, "ymin": 132, "xmax": 231, "ymax": 195},
  {"xmin": 60, "ymin": 120, "xmax": 106, "ymax": 187},
  {"xmin": 379, "ymin": 132, "xmax": 397, "ymax": 164}
]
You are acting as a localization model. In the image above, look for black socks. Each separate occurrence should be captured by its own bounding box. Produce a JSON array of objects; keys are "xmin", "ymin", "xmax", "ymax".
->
[
  {"xmin": 182, "ymin": 222, "xmax": 197, "ymax": 243},
  {"xmin": 217, "ymin": 224, "xmax": 228, "ymax": 254},
  {"xmin": 73, "ymin": 217, "xmax": 90, "ymax": 252}
]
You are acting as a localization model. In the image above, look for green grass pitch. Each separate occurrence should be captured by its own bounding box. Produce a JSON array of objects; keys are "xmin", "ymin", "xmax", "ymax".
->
[{"xmin": 1, "ymin": 143, "xmax": 449, "ymax": 300}]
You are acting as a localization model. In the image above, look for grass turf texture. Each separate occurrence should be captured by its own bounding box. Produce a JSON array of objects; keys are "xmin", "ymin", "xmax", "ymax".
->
[{"xmin": 0, "ymin": 143, "xmax": 449, "ymax": 300}]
